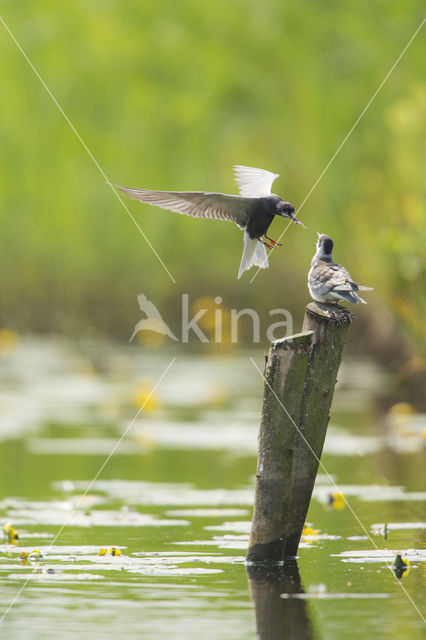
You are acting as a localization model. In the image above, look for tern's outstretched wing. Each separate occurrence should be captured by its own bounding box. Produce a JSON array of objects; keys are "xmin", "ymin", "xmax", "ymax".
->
[
  {"xmin": 233, "ymin": 165, "xmax": 279, "ymax": 197},
  {"xmin": 115, "ymin": 186, "xmax": 252, "ymax": 227}
]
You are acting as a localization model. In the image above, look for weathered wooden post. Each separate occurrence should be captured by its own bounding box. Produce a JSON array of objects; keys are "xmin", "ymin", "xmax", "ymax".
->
[{"xmin": 246, "ymin": 302, "xmax": 352, "ymax": 563}]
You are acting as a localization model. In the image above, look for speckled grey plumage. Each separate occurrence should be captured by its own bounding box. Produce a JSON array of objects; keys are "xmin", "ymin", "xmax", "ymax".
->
[{"xmin": 308, "ymin": 234, "xmax": 373, "ymax": 304}]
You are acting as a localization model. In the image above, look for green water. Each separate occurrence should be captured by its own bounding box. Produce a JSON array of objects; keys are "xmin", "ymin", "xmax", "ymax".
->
[{"xmin": 0, "ymin": 339, "xmax": 424, "ymax": 639}]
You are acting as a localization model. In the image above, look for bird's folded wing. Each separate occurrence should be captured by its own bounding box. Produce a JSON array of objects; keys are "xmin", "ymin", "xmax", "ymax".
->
[
  {"xmin": 233, "ymin": 165, "xmax": 279, "ymax": 197},
  {"xmin": 327, "ymin": 264, "xmax": 359, "ymax": 291},
  {"xmin": 115, "ymin": 187, "xmax": 250, "ymax": 226},
  {"xmin": 312, "ymin": 262, "xmax": 351, "ymax": 294}
]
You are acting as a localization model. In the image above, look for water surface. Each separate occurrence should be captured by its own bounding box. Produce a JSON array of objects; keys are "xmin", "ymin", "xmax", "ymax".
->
[{"xmin": 0, "ymin": 339, "xmax": 424, "ymax": 638}]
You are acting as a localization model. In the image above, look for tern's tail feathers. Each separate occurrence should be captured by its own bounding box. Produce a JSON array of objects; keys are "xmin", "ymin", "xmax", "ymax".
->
[
  {"xmin": 238, "ymin": 232, "xmax": 269, "ymax": 279},
  {"xmin": 333, "ymin": 290, "xmax": 368, "ymax": 305},
  {"xmin": 356, "ymin": 284, "xmax": 373, "ymax": 303}
]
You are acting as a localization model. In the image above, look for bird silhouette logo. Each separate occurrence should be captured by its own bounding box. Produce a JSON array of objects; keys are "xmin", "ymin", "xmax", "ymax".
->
[{"xmin": 130, "ymin": 294, "xmax": 179, "ymax": 343}]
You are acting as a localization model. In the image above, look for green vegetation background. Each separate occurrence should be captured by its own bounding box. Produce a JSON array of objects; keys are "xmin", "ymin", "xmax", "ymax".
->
[{"xmin": 0, "ymin": 1, "xmax": 424, "ymax": 355}]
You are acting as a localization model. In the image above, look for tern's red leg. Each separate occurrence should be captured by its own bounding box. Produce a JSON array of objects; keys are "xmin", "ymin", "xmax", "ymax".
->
[
  {"xmin": 258, "ymin": 238, "xmax": 274, "ymax": 249},
  {"xmin": 264, "ymin": 235, "xmax": 282, "ymax": 247}
]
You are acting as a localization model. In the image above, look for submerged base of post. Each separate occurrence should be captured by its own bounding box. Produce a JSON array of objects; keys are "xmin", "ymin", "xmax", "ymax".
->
[{"xmin": 246, "ymin": 303, "xmax": 352, "ymax": 563}]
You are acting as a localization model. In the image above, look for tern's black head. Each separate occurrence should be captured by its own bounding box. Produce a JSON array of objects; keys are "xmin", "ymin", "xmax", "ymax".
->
[
  {"xmin": 316, "ymin": 233, "xmax": 334, "ymax": 258},
  {"xmin": 276, "ymin": 201, "xmax": 295, "ymax": 218},
  {"xmin": 275, "ymin": 200, "xmax": 303, "ymax": 225}
]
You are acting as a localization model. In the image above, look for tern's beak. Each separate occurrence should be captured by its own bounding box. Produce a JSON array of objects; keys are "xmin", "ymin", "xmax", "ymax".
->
[
  {"xmin": 316, "ymin": 232, "xmax": 321, "ymax": 238},
  {"xmin": 289, "ymin": 214, "xmax": 308, "ymax": 229}
]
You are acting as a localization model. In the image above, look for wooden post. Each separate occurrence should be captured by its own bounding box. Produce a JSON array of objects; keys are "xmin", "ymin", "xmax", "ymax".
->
[{"xmin": 246, "ymin": 303, "xmax": 352, "ymax": 563}]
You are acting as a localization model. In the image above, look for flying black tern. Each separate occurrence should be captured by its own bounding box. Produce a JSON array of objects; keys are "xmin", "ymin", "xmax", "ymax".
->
[{"xmin": 115, "ymin": 165, "xmax": 302, "ymax": 278}]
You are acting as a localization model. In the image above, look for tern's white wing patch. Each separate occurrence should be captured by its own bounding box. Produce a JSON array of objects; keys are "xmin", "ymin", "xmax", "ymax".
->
[{"xmin": 233, "ymin": 165, "xmax": 279, "ymax": 197}]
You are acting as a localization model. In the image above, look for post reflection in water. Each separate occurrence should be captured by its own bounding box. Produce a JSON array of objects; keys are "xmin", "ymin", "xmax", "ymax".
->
[{"xmin": 246, "ymin": 560, "xmax": 316, "ymax": 640}]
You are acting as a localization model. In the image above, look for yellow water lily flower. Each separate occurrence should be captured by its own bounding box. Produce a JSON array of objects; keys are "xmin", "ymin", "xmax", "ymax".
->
[
  {"xmin": 328, "ymin": 492, "xmax": 345, "ymax": 510},
  {"xmin": 392, "ymin": 554, "xmax": 410, "ymax": 578},
  {"xmin": 133, "ymin": 383, "xmax": 160, "ymax": 411},
  {"xmin": 0, "ymin": 329, "xmax": 19, "ymax": 354},
  {"xmin": 108, "ymin": 547, "xmax": 121, "ymax": 556},
  {"xmin": 3, "ymin": 523, "xmax": 19, "ymax": 545},
  {"xmin": 28, "ymin": 550, "xmax": 43, "ymax": 562}
]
